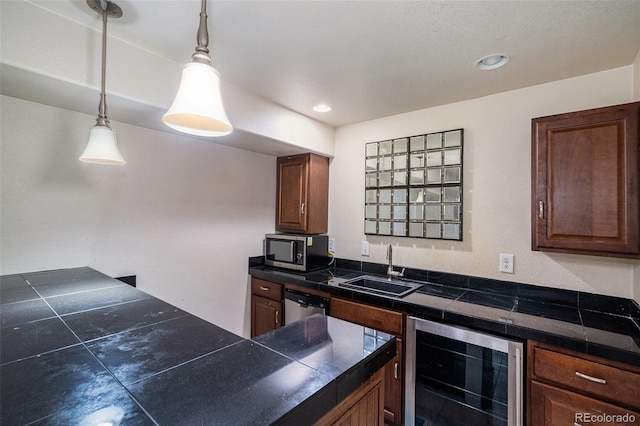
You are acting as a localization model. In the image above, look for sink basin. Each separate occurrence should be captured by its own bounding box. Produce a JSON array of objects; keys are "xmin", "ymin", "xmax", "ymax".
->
[{"xmin": 337, "ymin": 275, "xmax": 423, "ymax": 298}]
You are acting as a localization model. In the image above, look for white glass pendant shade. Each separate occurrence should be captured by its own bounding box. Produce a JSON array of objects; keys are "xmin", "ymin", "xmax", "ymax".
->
[
  {"xmin": 80, "ymin": 125, "xmax": 126, "ymax": 164},
  {"xmin": 162, "ymin": 62, "xmax": 233, "ymax": 137}
]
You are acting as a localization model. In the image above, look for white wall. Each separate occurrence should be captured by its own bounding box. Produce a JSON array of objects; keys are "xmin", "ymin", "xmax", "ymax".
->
[
  {"xmin": 634, "ymin": 48, "xmax": 640, "ymax": 101},
  {"xmin": 329, "ymin": 66, "xmax": 640, "ymax": 302},
  {"xmin": 0, "ymin": 96, "xmax": 276, "ymax": 337}
]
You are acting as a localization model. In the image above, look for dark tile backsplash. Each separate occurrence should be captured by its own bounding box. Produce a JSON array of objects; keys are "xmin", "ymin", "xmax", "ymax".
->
[
  {"xmin": 514, "ymin": 298, "xmax": 581, "ymax": 325},
  {"xmin": 332, "ymin": 257, "xmax": 640, "ymax": 318},
  {"xmin": 581, "ymin": 309, "xmax": 640, "ymax": 336},
  {"xmin": 456, "ymin": 290, "xmax": 517, "ymax": 310},
  {"xmin": 334, "ymin": 258, "xmax": 361, "ymax": 272},
  {"xmin": 518, "ymin": 282, "xmax": 579, "ymax": 306},
  {"xmin": 468, "ymin": 276, "xmax": 518, "ymax": 296},
  {"xmin": 115, "ymin": 275, "xmax": 137, "ymax": 287},
  {"xmin": 579, "ymin": 292, "xmax": 637, "ymax": 317},
  {"xmin": 248, "ymin": 255, "xmax": 265, "ymax": 268},
  {"xmin": 361, "ymin": 261, "xmax": 387, "ymax": 276},
  {"xmin": 423, "ymin": 270, "xmax": 469, "ymax": 288}
]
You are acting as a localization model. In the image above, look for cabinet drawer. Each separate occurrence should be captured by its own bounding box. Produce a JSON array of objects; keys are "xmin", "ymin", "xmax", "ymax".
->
[
  {"xmin": 251, "ymin": 278, "xmax": 283, "ymax": 301},
  {"xmin": 530, "ymin": 380, "xmax": 640, "ymax": 426},
  {"xmin": 330, "ymin": 297, "xmax": 404, "ymax": 336},
  {"xmin": 533, "ymin": 346, "xmax": 640, "ymax": 410}
]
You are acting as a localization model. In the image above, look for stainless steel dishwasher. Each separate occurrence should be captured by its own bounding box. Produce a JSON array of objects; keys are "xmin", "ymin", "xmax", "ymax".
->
[
  {"xmin": 284, "ymin": 288, "xmax": 330, "ymax": 325},
  {"xmin": 405, "ymin": 317, "xmax": 523, "ymax": 425}
]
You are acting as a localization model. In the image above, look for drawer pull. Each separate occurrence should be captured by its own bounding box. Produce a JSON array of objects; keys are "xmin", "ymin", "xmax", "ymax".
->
[
  {"xmin": 575, "ymin": 371, "xmax": 606, "ymax": 384},
  {"xmin": 260, "ymin": 286, "xmax": 270, "ymax": 291}
]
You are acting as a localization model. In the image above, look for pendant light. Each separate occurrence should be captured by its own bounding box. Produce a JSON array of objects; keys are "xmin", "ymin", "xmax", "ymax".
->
[
  {"xmin": 162, "ymin": 0, "xmax": 232, "ymax": 137},
  {"xmin": 80, "ymin": 0, "xmax": 125, "ymax": 165}
]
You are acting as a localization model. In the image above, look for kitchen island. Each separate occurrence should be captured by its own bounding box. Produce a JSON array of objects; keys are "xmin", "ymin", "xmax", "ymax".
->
[{"xmin": 0, "ymin": 267, "xmax": 395, "ymax": 425}]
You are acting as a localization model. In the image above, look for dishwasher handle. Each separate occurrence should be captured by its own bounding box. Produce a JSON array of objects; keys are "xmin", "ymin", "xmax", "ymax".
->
[{"xmin": 284, "ymin": 288, "xmax": 329, "ymax": 310}]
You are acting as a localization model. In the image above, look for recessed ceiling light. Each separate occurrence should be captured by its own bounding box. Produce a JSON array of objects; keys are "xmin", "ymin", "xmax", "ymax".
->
[
  {"xmin": 475, "ymin": 54, "xmax": 511, "ymax": 70},
  {"xmin": 313, "ymin": 104, "xmax": 332, "ymax": 113}
]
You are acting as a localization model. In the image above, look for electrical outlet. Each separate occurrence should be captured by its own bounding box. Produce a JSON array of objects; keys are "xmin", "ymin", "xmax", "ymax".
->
[
  {"xmin": 499, "ymin": 254, "xmax": 514, "ymax": 273},
  {"xmin": 361, "ymin": 241, "xmax": 370, "ymax": 256},
  {"xmin": 328, "ymin": 238, "xmax": 336, "ymax": 253}
]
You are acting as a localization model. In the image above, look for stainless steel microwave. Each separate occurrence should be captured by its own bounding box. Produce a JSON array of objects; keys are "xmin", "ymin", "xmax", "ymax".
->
[{"xmin": 264, "ymin": 234, "xmax": 329, "ymax": 271}]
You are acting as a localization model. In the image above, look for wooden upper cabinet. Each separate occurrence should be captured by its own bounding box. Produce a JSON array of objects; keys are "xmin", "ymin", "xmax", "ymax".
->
[
  {"xmin": 532, "ymin": 101, "xmax": 640, "ymax": 258},
  {"xmin": 276, "ymin": 153, "xmax": 329, "ymax": 234}
]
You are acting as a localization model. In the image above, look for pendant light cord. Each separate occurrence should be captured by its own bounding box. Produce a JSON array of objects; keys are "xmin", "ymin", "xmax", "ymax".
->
[
  {"xmin": 192, "ymin": 0, "xmax": 212, "ymax": 65},
  {"xmin": 96, "ymin": 8, "xmax": 109, "ymax": 127}
]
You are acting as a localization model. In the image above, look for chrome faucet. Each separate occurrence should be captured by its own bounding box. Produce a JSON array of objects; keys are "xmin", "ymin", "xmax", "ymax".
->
[{"xmin": 387, "ymin": 244, "xmax": 405, "ymax": 279}]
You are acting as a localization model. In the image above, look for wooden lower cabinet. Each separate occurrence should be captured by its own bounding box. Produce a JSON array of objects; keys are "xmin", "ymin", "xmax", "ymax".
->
[
  {"xmin": 251, "ymin": 295, "xmax": 282, "ymax": 337},
  {"xmin": 383, "ymin": 338, "xmax": 403, "ymax": 425},
  {"xmin": 530, "ymin": 381, "xmax": 640, "ymax": 426},
  {"xmin": 330, "ymin": 297, "xmax": 405, "ymax": 425},
  {"xmin": 528, "ymin": 341, "xmax": 640, "ymax": 426},
  {"xmin": 315, "ymin": 368, "xmax": 385, "ymax": 426},
  {"xmin": 250, "ymin": 277, "xmax": 284, "ymax": 337}
]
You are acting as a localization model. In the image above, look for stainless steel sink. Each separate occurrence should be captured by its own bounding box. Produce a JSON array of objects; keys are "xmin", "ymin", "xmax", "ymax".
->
[{"xmin": 336, "ymin": 275, "xmax": 423, "ymax": 298}]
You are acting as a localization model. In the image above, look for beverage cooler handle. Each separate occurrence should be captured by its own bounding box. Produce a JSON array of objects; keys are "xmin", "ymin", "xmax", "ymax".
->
[{"xmin": 515, "ymin": 346, "xmax": 522, "ymax": 426}]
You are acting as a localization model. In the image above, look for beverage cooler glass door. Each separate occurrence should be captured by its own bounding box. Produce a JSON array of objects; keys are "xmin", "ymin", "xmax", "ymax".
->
[{"xmin": 405, "ymin": 317, "xmax": 523, "ymax": 426}]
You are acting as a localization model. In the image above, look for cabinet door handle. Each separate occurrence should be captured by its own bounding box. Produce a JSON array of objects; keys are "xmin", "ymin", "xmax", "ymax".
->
[
  {"xmin": 394, "ymin": 362, "xmax": 399, "ymax": 379},
  {"xmin": 575, "ymin": 371, "xmax": 606, "ymax": 384},
  {"xmin": 260, "ymin": 286, "xmax": 270, "ymax": 291},
  {"xmin": 301, "ymin": 203, "xmax": 305, "ymax": 214},
  {"xmin": 538, "ymin": 200, "xmax": 544, "ymax": 219},
  {"xmin": 275, "ymin": 310, "xmax": 279, "ymax": 325}
]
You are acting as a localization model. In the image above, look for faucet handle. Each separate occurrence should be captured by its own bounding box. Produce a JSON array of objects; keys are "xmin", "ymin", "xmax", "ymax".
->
[{"xmin": 388, "ymin": 267, "xmax": 405, "ymax": 278}]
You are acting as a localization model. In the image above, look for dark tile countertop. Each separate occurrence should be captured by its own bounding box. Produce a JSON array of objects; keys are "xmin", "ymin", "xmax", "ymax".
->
[
  {"xmin": 249, "ymin": 258, "xmax": 640, "ymax": 367},
  {"xmin": 0, "ymin": 267, "xmax": 395, "ymax": 426}
]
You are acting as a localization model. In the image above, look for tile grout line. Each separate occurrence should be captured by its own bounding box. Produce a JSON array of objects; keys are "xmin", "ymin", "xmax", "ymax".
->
[{"xmin": 22, "ymin": 278, "xmax": 162, "ymax": 426}]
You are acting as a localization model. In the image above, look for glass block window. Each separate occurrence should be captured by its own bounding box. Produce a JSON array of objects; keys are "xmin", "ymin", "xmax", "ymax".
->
[{"xmin": 364, "ymin": 129, "xmax": 463, "ymax": 240}]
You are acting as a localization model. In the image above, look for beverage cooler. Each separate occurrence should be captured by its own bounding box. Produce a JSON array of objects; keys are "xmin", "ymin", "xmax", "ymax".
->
[{"xmin": 405, "ymin": 317, "xmax": 524, "ymax": 425}]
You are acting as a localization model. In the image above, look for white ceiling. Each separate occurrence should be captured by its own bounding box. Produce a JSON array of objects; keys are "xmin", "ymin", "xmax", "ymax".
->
[{"xmin": 24, "ymin": 0, "xmax": 640, "ymax": 127}]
